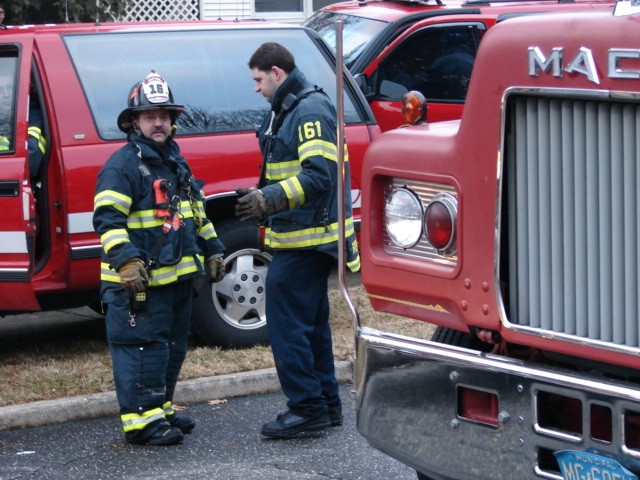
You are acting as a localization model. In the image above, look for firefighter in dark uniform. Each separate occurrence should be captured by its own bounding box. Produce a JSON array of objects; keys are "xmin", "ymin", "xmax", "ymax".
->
[
  {"xmin": 93, "ymin": 71, "xmax": 225, "ymax": 446},
  {"xmin": 0, "ymin": 72, "xmax": 47, "ymax": 173},
  {"xmin": 236, "ymin": 43, "xmax": 360, "ymax": 438}
]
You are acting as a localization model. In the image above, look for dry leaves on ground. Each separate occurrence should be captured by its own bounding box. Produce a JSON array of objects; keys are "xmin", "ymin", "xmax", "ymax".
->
[{"xmin": 0, "ymin": 285, "xmax": 435, "ymax": 408}]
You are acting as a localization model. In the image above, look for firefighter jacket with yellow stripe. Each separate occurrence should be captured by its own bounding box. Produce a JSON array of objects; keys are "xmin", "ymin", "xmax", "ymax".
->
[
  {"xmin": 0, "ymin": 106, "xmax": 47, "ymax": 175},
  {"xmin": 28, "ymin": 106, "xmax": 46, "ymax": 176},
  {"xmin": 257, "ymin": 67, "xmax": 360, "ymax": 273},
  {"xmin": 93, "ymin": 132, "xmax": 224, "ymax": 291}
]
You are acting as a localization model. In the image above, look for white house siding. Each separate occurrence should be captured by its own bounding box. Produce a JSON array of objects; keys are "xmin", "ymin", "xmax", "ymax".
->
[
  {"xmin": 120, "ymin": 0, "xmax": 313, "ymax": 23},
  {"xmin": 201, "ymin": 0, "xmax": 252, "ymax": 21},
  {"xmin": 202, "ymin": 0, "xmax": 310, "ymax": 23}
]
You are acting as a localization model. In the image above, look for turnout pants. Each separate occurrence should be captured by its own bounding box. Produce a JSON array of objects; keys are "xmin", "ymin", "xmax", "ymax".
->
[
  {"xmin": 265, "ymin": 250, "xmax": 340, "ymax": 417},
  {"xmin": 103, "ymin": 279, "xmax": 194, "ymax": 432}
]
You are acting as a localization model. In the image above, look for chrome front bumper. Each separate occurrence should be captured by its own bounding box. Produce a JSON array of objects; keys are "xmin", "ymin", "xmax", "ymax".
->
[{"xmin": 354, "ymin": 327, "xmax": 640, "ymax": 480}]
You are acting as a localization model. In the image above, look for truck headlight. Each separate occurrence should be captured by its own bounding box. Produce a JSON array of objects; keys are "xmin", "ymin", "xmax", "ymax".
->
[{"xmin": 384, "ymin": 187, "xmax": 423, "ymax": 249}]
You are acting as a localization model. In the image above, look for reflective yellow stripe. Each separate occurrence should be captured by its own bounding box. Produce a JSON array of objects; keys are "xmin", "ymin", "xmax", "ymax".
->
[
  {"xmin": 28, "ymin": 126, "xmax": 46, "ymax": 153},
  {"xmin": 127, "ymin": 209, "xmax": 163, "ymax": 229},
  {"xmin": 265, "ymin": 159, "xmax": 301, "ymax": 181},
  {"xmin": 198, "ymin": 222, "xmax": 217, "ymax": 240},
  {"xmin": 264, "ymin": 218, "xmax": 356, "ymax": 249},
  {"xmin": 162, "ymin": 401, "xmax": 175, "ymax": 416},
  {"xmin": 347, "ymin": 255, "xmax": 361, "ymax": 272},
  {"xmin": 127, "ymin": 201, "xmax": 193, "ymax": 229},
  {"xmin": 100, "ymin": 262, "xmax": 121, "ymax": 282},
  {"xmin": 100, "ymin": 229, "xmax": 130, "ymax": 253},
  {"xmin": 299, "ymin": 139, "xmax": 337, "ymax": 163},
  {"xmin": 149, "ymin": 256, "xmax": 200, "ymax": 286},
  {"xmin": 94, "ymin": 190, "xmax": 132, "ymax": 216},
  {"xmin": 121, "ymin": 407, "xmax": 165, "ymax": 432},
  {"xmin": 280, "ymin": 177, "xmax": 304, "ymax": 209},
  {"xmin": 347, "ymin": 237, "xmax": 361, "ymax": 272},
  {"xmin": 179, "ymin": 201, "xmax": 194, "ymax": 219},
  {"xmin": 100, "ymin": 255, "xmax": 203, "ymax": 285},
  {"xmin": 193, "ymin": 197, "xmax": 206, "ymax": 218}
]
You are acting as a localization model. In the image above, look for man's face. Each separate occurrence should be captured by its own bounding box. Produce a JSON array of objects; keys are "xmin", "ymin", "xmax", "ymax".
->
[
  {"xmin": 251, "ymin": 67, "xmax": 280, "ymax": 104},
  {"xmin": 0, "ymin": 75, "xmax": 13, "ymax": 113},
  {"xmin": 133, "ymin": 109, "xmax": 172, "ymax": 145}
]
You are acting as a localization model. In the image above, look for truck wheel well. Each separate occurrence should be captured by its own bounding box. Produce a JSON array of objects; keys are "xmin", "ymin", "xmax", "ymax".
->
[{"xmin": 431, "ymin": 326, "xmax": 492, "ymax": 352}]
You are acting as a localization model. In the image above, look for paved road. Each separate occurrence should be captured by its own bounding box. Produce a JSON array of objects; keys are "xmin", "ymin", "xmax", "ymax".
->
[
  {"xmin": 0, "ymin": 384, "xmax": 417, "ymax": 480},
  {"xmin": 0, "ymin": 269, "xmax": 420, "ymax": 479}
]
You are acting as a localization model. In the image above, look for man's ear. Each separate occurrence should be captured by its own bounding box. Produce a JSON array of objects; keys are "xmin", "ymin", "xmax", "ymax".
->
[{"xmin": 272, "ymin": 66, "xmax": 286, "ymax": 82}]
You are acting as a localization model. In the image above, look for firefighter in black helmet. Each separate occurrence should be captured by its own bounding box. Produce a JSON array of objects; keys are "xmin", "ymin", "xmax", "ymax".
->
[{"xmin": 93, "ymin": 71, "xmax": 225, "ymax": 446}]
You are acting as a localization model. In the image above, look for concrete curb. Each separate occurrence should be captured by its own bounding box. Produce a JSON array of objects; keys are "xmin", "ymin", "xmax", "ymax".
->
[{"xmin": 0, "ymin": 360, "xmax": 353, "ymax": 432}]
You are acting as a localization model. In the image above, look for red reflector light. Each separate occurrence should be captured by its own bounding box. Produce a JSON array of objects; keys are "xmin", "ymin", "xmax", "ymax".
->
[
  {"xmin": 424, "ymin": 193, "xmax": 457, "ymax": 255},
  {"xmin": 425, "ymin": 202, "xmax": 452, "ymax": 248},
  {"xmin": 457, "ymin": 386, "xmax": 499, "ymax": 427}
]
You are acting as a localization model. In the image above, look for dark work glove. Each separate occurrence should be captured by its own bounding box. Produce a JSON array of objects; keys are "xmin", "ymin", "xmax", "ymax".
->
[
  {"xmin": 118, "ymin": 258, "xmax": 149, "ymax": 293},
  {"xmin": 235, "ymin": 188, "xmax": 268, "ymax": 221},
  {"xmin": 207, "ymin": 255, "xmax": 225, "ymax": 283}
]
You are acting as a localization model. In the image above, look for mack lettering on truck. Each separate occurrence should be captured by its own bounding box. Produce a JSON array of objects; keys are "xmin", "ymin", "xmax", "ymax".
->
[{"xmin": 529, "ymin": 46, "xmax": 640, "ymax": 83}]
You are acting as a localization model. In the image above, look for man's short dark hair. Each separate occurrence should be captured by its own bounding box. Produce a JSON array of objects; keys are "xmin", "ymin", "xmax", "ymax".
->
[{"xmin": 248, "ymin": 42, "xmax": 295, "ymax": 74}]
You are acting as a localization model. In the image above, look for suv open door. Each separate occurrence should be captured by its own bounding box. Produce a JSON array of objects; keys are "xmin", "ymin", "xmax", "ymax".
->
[{"xmin": 0, "ymin": 34, "xmax": 39, "ymax": 311}]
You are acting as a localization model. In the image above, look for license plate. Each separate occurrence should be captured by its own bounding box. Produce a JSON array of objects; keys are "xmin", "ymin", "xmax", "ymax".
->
[{"xmin": 555, "ymin": 450, "xmax": 638, "ymax": 480}]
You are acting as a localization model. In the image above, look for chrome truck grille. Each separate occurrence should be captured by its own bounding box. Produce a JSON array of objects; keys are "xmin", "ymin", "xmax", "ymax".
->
[{"xmin": 502, "ymin": 93, "xmax": 640, "ymax": 349}]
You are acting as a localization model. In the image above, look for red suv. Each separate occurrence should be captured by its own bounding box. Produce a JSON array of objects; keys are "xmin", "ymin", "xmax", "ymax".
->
[
  {"xmin": 305, "ymin": 0, "xmax": 614, "ymax": 131},
  {"xmin": 0, "ymin": 20, "xmax": 378, "ymax": 348}
]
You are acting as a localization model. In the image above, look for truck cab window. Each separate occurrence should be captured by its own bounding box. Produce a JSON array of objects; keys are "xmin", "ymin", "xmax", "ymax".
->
[{"xmin": 376, "ymin": 25, "xmax": 481, "ymax": 103}]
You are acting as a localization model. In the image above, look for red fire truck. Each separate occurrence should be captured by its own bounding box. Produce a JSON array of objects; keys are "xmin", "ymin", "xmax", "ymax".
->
[
  {"xmin": 0, "ymin": 20, "xmax": 378, "ymax": 347},
  {"xmin": 305, "ymin": 0, "xmax": 616, "ymax": 132},
  {"xmin": 355, "ymin": 3, "xmax": 640, "ymax": 479}
]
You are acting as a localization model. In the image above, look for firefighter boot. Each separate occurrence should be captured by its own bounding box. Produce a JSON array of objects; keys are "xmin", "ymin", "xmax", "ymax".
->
[
  {"xmin": 261, "ymin": 410, "xmax": 331, "ymax": 439},
  {"xmin": 125, "ymin": 420, "xmax": 184, "ymax": 446},
  {"xmin": 328, "ymin": 405, "xmax": 343, "ymax": 427},
  {"xmin": 166, "ymin": 412, "xmax": 196, "ymax": 434}
]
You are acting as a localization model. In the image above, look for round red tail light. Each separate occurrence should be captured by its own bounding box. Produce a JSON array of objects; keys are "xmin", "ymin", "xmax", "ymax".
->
[{"xmin": 424, "ymin": 193, "xmax": 457, "ymax": 255}]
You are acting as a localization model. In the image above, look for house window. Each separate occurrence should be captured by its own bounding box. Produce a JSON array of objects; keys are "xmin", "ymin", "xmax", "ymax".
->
[
  {"xmin": 313, "ymin": 0, "xmax": 342, "ymax": 8},
  {"xmin": 255, "ymin": 0, "xmax": 302, "ymax": 12}
]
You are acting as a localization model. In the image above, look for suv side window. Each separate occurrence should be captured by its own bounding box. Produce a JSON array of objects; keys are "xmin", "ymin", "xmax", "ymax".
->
[
  {"xmin": 376, "ymin": 24, "xmax": 483, "ymax": 103},
  {"xmin": 64, "ymin": 29, "xmax": 364, "ymax": 140},
  {"xmin": 0, "ymin": 46, "xmax": 19, "ymax": 153}
]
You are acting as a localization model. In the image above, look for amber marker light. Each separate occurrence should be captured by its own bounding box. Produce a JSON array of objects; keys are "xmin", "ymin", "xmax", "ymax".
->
[{"xmin": 401, "ymin": 90, "xmax": 428, "ymax": 126}]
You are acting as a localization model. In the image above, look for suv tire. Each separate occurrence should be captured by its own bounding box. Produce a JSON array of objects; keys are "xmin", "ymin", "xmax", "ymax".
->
[{"xmin": 191, "ymin": 218, "xmax": 271, "ymax": 348}]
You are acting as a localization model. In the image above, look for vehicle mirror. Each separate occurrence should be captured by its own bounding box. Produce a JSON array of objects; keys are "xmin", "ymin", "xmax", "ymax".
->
[{"xmin": 353, "ymin": 73, "xmax": 370, "ymax": 96}]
